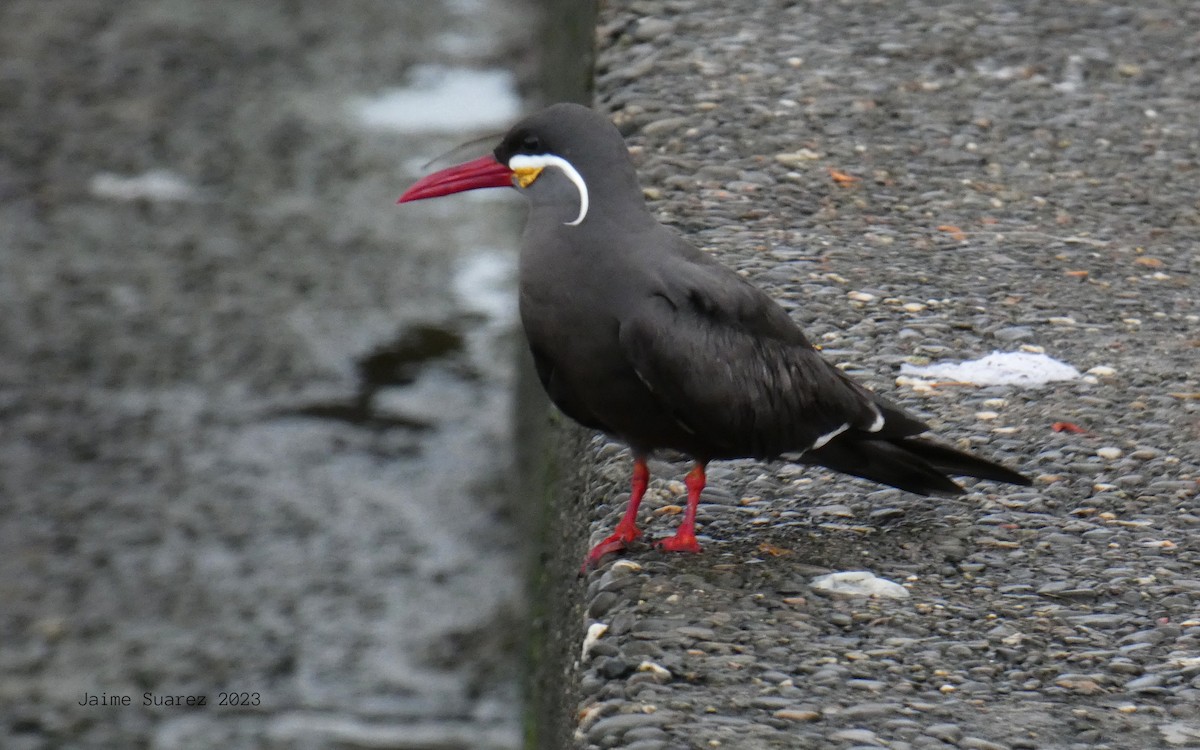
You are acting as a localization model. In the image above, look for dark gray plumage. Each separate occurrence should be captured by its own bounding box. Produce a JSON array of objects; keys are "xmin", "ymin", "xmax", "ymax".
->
[{"xmin": 400, "ymin": 103, "xmax": 1030, "ymax": 567}]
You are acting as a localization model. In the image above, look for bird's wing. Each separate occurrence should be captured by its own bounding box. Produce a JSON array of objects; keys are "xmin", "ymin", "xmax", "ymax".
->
[
  {"xmin": 617, "ymin": 261, "xmax": 921, "ymax": 459},
  {"xmin": 527, "ymin": 342, "xmax": 608, "ymax": 432}
]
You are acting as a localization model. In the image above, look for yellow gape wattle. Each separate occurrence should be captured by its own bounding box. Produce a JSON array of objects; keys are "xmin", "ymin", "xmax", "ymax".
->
[
  {"xmin": 514, "ymin": 166, "xmax": 543, "ymax": 188},
  {"xmin": 506, "ymin": 153, "xmax": 590, "ymax": 226}
]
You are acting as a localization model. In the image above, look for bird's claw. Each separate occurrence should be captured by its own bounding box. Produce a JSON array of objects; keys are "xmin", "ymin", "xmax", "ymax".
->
[
  {"xmin": 581, "ymin": 525, "xmax": 643, "ymax": 572},
  {"xmin": 656, "ymin": 532, "xmax": 702, "ymax": 554}
]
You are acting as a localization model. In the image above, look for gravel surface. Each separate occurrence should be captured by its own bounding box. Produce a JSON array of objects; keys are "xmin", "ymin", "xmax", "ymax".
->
[{"xmin": 534, "ymin": 1, "xmax": 1199, "ymax": 748}]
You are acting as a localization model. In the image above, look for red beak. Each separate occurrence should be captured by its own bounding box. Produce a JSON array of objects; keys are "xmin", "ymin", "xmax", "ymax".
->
[{"xmin": 397, "ymin": 155, "xmax": 515, "ymax": 203}]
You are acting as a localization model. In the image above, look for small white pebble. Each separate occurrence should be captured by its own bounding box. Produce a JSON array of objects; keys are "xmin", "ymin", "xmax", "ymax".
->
[
  {"xmin": 637, "ymin": 661, "xmax": 673, "ymax": 681},
  {"xmin": 1141, "ymin": 540, "xmax": 1176, "ymax": 549},
  {"xmin": 577, "ymin": 703, "xmax": 605, "ymax": 730},
  {"xmin": 773, "ymin": 148, "xmax": 821, "ymax": 166},
  {"xmin": 902, "ymin": 302, "xmax": 927, "ymax": 312},
  {"xmin": 896, "ymin": 375, "xmax": 934, "ymax": 393},
  {"xmin": 811, "ymin": 571, "xmax": 909, "ymax": 599},
  {"xmin": 1096, "ymin": 447, "xmax": 1123, "ymax": 460},
  {"xmin": 1048, "ymin": 316, "xmax": 1076, "ymax": 325},
  {"xmin": 975, "ymin": 411, "xmax": 1000, "ymax": 421},
  {"xmin": 581, "ymin": 622, "xmax": 608, "ymax": 660},
  {"xmin": 982, "ymin": 398, "xmax": 1008, "ymax": 408},
  {"xmin": 1122, "ymin": 318, "xmax": 1141, "ymax": 326},
  {"xmin": 1018, "ymin": 344, "xmax": 1046, "ymax": 354},
  {"xmin": 847, "ymin": 291, "xmax": 877, "ymax": 302},
  {"xmin": 1086, "ymin": 365, "xmax": 1117, "ymax": 377}
]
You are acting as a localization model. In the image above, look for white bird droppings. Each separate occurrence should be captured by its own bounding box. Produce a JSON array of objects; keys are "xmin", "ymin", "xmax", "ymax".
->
[{"xmin": 900, "ymin": 351, "xmax": 1081, "ymax": 387}]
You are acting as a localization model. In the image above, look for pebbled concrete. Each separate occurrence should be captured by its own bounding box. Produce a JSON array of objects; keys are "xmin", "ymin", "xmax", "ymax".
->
[{"xmin": 532, "ymin": 1, "xmax": 1199, "ymax": 748}]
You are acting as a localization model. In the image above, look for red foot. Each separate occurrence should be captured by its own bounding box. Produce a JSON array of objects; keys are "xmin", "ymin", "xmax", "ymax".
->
[
  {"xmin": 611, "ymin": 517, "xmax": 643, "ymax": 543},
  {"xmin": 581, "ymin": 456, "xmax": 651, "ymax": 572},
  {"xmin": 582, "ymin": 536, "xmax": 628, "ymax": 571},
  {"xmin": 582, "ymin": 522, "xmax": 643, "ymax": 571},
  {"xmin": 656, "ymin": 531, "xmax": 702, "ymax": 554},
  {"xmin": 654, "ymin": 462, "xmax": 707, "ymax": 555}
]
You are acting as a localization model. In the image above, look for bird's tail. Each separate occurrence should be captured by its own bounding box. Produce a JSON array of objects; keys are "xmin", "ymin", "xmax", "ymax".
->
[{"xmin": 804, "ymin": 437, "xmax": 1031, "ymax": 497}]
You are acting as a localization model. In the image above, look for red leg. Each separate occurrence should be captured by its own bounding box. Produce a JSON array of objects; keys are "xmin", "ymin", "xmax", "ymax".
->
[
  {"xmin": 657, "ymin": 462, "xmax": 706, "ymax": 554},
  {"xmin": 583, "ymin": 455, "xmax": 650, "ymax": 570}
]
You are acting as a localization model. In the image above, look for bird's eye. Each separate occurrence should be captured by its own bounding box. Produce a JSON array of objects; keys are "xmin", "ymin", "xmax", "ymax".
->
[{"xmin": 520, "ymin": 135, "xmax": 542, "ymax": 152}]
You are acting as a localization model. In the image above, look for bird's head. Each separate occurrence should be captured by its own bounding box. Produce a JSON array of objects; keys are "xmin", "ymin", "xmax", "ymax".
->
[{"xmin": 398, "ymin": 103, "xmax": 643, "ymax": 227}]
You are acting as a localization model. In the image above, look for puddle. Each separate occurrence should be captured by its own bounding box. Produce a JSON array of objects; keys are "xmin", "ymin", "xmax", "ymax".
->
[
  {"xmin": 287, "ymin": 321, "xmax": 481, "ymax": 429},
  {"xmin": 351, "ymin": 65, "xmax": 522, "ymax": 133},
  {"xmin": 0, "ymin": 0, "xmax": 532, "ymax": 747},
  {"xmin": 453, "ymin": 249, "xmax": 518, "ymax": 323},
  {"xmin": 89, "ymin": 169, "xmax": 203, "ymax": 202}
]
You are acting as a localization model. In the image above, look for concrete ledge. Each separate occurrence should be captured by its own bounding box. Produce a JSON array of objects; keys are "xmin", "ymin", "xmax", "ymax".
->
[{"xmin": 531, "ymin": 1, "xmax": 1200, "ymax": 748}]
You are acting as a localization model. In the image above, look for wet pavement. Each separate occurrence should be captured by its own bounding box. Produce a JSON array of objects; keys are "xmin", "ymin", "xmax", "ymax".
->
[{"xmin": 0, "ymin": 1, "xmax": 535, "ymax": 747}]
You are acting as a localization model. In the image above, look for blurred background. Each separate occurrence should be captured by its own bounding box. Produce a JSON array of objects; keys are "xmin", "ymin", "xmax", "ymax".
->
[{"xmin": 0, "ymin": 0, "xmax": 547, "ymax": 747}]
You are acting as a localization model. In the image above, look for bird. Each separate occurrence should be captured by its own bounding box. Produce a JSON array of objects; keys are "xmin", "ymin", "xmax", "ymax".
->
[{"xmin": 398, "ymin": 103, "xmax": 1031, "ymax": 569}]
